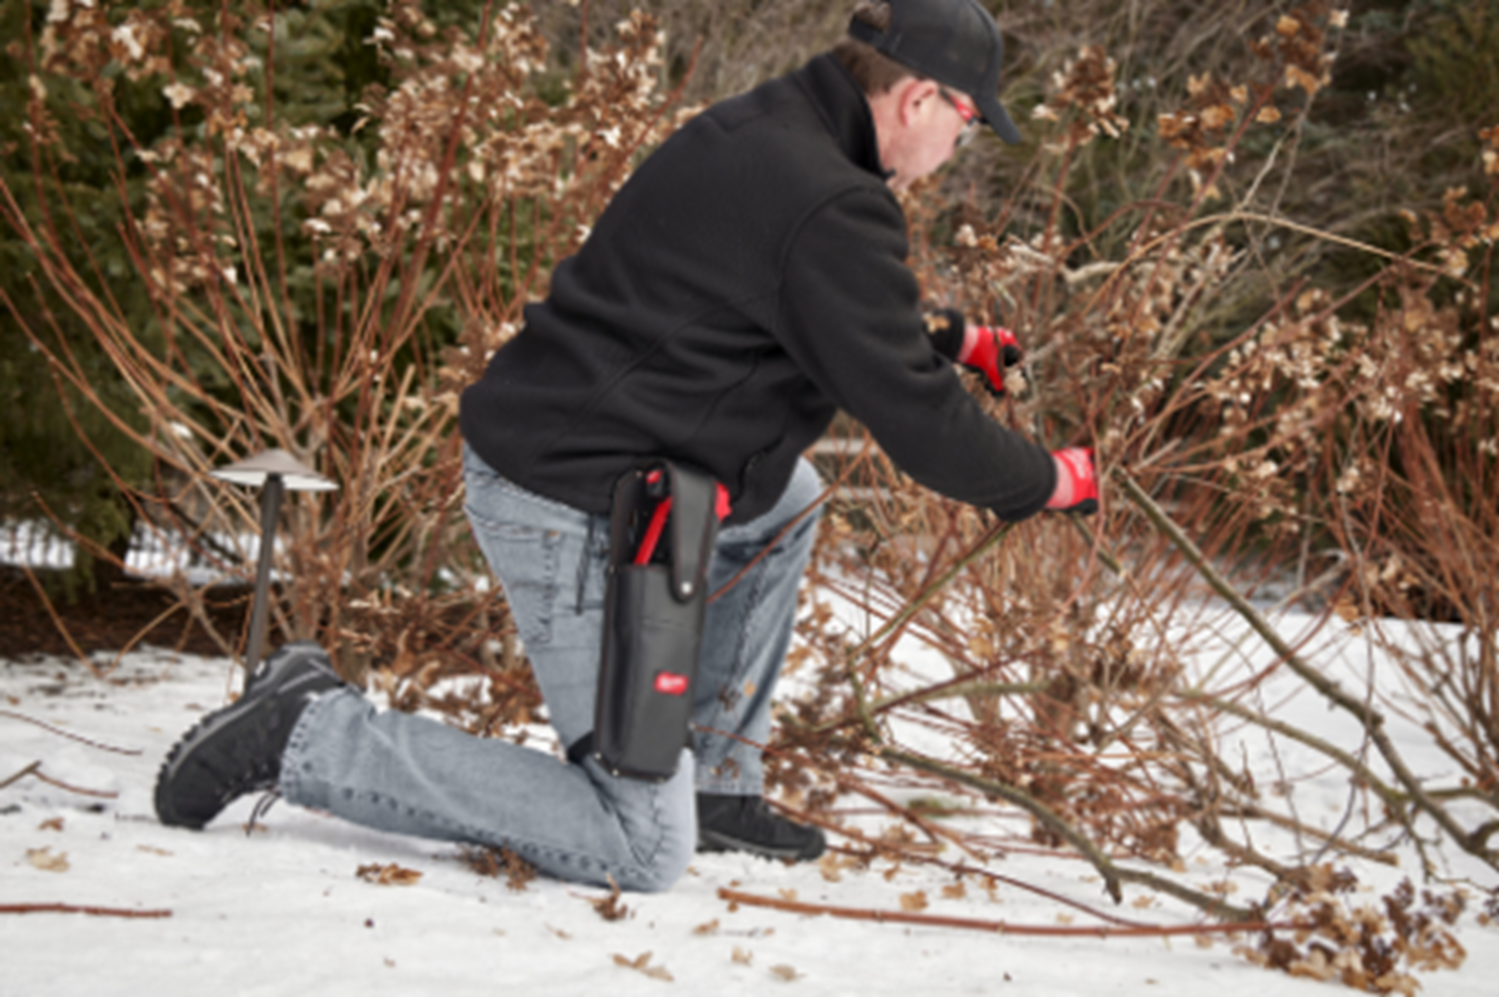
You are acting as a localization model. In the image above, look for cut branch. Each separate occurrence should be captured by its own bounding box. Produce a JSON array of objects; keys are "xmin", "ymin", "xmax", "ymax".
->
[
  {"xmin": 878, "ymin": 745, "xmax": 1261, "ymax": 920},
  {"xmin": 1115, "ymin": 469, "xmax": 1496, "ymax": 866}
]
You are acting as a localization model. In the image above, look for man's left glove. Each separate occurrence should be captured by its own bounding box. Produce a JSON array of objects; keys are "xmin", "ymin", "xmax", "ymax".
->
[{"xmin": 958, "ymin": 325, "xmax": 1024, "ymax": 396}]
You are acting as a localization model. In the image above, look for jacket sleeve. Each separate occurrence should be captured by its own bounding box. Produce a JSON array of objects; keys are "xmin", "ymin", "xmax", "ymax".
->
[
  {"xmin": 924, "ymin": 308, "xmax": 967, "ymax": 362},
  {"xmin": 772, "ymin": 188, "xmax": 1055, "ymax": 521}
]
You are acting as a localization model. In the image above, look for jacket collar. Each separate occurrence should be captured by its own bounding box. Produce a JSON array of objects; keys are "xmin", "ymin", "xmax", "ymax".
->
[{"xmin": 793, "ymin": 53, "xmax": 888, "ymax": 180}]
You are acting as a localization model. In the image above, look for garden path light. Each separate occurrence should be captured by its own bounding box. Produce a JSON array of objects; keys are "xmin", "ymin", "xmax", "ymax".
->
[{"xmin": 210, "ymin": 449, "xmax": 337, "ymax": 673}]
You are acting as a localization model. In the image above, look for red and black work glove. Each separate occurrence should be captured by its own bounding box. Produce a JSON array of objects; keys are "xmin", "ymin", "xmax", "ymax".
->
[
  {"xmin": 957, "ymin": 325, "xmax": 1024, "ymax": 396},
  {"xmin": 1045, "ymin": 447, "xmax": 1099, "ymax": 515}
]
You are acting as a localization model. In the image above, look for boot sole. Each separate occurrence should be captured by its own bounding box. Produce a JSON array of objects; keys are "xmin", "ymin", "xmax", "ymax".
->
[{"xmin": 697, "ymin": 827, "xmax": 825, "ymax": 862}]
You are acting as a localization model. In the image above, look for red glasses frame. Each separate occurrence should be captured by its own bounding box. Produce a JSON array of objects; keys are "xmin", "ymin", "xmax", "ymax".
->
[{"xmin": 938, "ymin": 88, "xmax": 982, "ymax": 147}]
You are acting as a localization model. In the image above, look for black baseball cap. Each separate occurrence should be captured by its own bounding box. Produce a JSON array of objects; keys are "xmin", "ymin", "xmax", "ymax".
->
[{"xmin": 848, "ymin": 0, "xmax": 1022, "ymax": 144}]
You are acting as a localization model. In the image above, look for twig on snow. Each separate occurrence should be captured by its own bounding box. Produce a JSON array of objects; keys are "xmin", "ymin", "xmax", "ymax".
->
[
  {"xmin": 0, "ymin": 903, "xmax": 171, "ymax": 918},
  {"xmin": 718, "ymin": 887, "xmax": 1283, "ymax": 938},
  {"xmin": 1, "ymin": 761, "xmax": 118, "ymax": 799},
  {"xmin": 0, "ymin": 710, "xmax": 143, "ymax": 755},
  {"xmin": 1, "ymin": 760, "xmax": 43, "ymax": 791}
]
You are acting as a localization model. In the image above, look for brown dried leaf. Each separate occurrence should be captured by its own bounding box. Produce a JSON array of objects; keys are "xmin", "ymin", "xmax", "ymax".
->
[
  {"xmin": 460, "ymin": 844, "xmax": 502, "ymax": 877},
  {"xmin": 732, "ymin": 946, "xmax": 753, "ymax": 965},
  {"xmin": 458, "ymin": 846, "xmax": 539, "ymax": 892},
  {"xmin": 497, "ymin": 849, "xmax": 534, "ymax": 891},
  {"xmin": 25, "ymin": 847, "xmax": 69, "ymax": 873},
  {"xmin": 1373, "ymin": 972, "xmax": 1420, "ymax": 997},
  {"xmin": 693, "ymin": 918, "xmax": 720, "ymax": 935},
  {"xmin": 589, "ymin": 876, "xmax": 632, "ymax": 922},
  {"xmin": 613, "ymin": 951, "xmax": 672, "ymax": 981},
  {"xmin": 1283, "ymin": 63, "xmax": 1324, "ymax": 97},
  {"xmin": 769, "ymin": 964, "xmax": 801, "ymax": 981},
  {"xmin": 1288, "ymin": 949, "xmax": 1338, "ymax": 981},
  {"xmin": 899, "ymin": 890, "xmax": 929, "ymax": 912},
  {"xmin": 37, "ymin": 817, "xmax": 64, "ymax": 831},
  {"xmin": 1201, "ymin": 104, "xmax": 1235, "ymax": 131},
  {"xmin": 355, "ymin": 862, "xmax": 423, "ymax": 886}
]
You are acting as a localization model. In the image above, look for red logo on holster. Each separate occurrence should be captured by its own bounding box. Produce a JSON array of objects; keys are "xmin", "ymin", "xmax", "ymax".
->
[{"xmin": 654, "ymin": 672, "xmax": 689, "ymax": 696}]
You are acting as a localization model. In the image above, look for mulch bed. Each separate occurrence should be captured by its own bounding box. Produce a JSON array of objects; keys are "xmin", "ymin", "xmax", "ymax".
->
[{"xmin": 0, "ymin": 566, "xmax": 250, "ymax": 660}]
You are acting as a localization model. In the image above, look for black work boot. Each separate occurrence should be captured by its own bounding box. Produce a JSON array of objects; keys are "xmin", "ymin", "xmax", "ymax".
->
[
  {"xmin": 696, "ymin": 793, "xmax": 826, "ymax": 862},
  {"xmin": 154, "ymin": 641, "xmax": 345, "ymax": 830}
]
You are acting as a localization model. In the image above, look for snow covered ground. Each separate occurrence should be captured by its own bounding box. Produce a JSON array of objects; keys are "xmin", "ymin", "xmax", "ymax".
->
[{"xmin": 1, "ymin": 623, "xmax": 1496, "ymax": 995}]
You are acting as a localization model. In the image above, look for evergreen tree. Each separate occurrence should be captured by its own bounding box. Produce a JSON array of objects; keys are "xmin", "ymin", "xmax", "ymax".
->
[{"xmin": 0, "ymin": 0, "xmax": 393, "ymax": 589}]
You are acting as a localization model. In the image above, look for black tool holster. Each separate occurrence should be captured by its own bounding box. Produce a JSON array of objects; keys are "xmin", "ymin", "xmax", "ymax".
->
[{"xmin": 587, "ymin": 461, "xmax": 723, "ymax": 781}]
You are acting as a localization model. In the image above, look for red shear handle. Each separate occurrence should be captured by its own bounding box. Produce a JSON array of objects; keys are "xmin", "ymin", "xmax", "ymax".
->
[{"xmin": 633, "ymin": 483, "xmax": 731, "ymax": 566}]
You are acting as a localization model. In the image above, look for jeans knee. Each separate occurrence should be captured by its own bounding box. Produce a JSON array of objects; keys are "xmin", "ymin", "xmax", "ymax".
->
[
  {"xmin": 599, "ymin": 759, "xmax": 696, "ymax": 893},
  {"xmin": 617, "ymin": 833, "xmax": 693, "ymax": 893}
]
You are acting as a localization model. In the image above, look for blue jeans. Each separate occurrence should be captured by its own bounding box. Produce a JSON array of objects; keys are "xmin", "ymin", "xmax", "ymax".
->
[{"xmin": 280, "ymin": 446, "xmax": 821, "ymax": 891}]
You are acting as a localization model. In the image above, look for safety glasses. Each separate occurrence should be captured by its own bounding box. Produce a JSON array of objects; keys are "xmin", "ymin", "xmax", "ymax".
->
[{"xmin": 938, "ymin": 88, "xmax": 983, "ymax": 148}]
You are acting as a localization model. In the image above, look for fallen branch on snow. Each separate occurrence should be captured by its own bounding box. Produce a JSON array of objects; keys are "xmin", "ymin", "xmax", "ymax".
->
[
  {"xmin": 718, "ymin": 887, "xmax": 1287, "ymax": 938},
  {"xmin": 1, "ymin": 760, "xmax": 118, "ymax": 799},
  {"xmin": 0, "ymin": 903, "xmax": 171, "ymax": 918},
  {"xmin": 0, "ymin": 709, "xmax": 143, "ymax": 755}
]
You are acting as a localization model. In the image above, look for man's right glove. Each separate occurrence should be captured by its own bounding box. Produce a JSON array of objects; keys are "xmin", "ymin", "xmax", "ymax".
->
[
  {"xmin": 1045, "ymin": 447, "xmax": 1098, "ymax": 515},
  {"xmin": 958, "ymin": 325, "xmax": 1023, "ymax": 396}
]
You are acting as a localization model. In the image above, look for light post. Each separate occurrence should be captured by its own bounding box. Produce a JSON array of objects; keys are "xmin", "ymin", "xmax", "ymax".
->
[{"xmin": 210, "ymin": 449, "xmax": 337, "ymax": 672}]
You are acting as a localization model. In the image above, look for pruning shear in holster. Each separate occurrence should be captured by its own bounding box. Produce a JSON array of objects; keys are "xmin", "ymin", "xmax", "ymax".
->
[{"xmin": 567, "ymin": 462, "xmax": 730, "ymax": 781}]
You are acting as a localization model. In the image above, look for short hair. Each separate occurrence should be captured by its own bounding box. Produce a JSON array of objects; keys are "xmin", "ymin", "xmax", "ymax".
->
[{"xmin": 832, "ymin": 2, "xmax": 921, "ymax": 96}]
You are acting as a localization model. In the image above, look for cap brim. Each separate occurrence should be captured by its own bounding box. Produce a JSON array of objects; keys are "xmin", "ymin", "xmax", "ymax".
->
[{"xmin": 977, "ymin": 93, "xmax": 1022, "ymax": 144}]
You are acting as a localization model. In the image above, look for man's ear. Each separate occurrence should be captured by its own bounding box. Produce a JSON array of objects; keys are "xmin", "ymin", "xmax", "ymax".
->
[{"xmin": 893, "ymin": 77, "xmax": 940, "ymax": 129}]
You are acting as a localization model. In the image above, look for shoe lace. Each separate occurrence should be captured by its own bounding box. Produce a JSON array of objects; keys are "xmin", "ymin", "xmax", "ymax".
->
[{"xmin": 246, "ymin": 789, "xmax": 280, "ymax": 835}]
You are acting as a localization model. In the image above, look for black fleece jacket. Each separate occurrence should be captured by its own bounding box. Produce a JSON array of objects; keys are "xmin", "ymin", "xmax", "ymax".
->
[{"xmin": 459, "ymin": 54, "xmax": 1055, "ymax": 525}]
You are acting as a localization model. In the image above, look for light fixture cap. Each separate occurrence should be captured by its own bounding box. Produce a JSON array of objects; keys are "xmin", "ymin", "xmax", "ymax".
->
[{"xmin": 210, "ymin": 448, "xmax": 338, "ymax": 492}]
